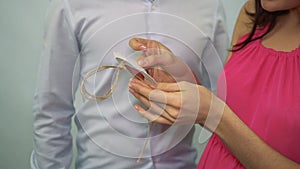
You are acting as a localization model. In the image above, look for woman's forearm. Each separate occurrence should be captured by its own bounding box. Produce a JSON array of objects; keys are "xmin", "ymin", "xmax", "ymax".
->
[{"xmin": 213, "ymin": 106, "xmax": 300, "ymax": 169}]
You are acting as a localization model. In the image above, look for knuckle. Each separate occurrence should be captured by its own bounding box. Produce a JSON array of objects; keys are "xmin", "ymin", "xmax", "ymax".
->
[
  {"xmin": 178, "ymin": 81, "xmax": 187, "ymax": 88},
  {"xmin": 168, "ymin": 110, "xmax": 178, "ymax": 119},
  {"xmin": 129, "ymin": 38, "xmax": 137, "ymax": 45},
  {"xmin": 180, "ymin": 97, "xmax": 187, "ymax": 106}
]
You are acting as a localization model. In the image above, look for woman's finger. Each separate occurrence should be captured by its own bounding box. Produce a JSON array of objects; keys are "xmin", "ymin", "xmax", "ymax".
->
[
  {"xmin": 134, "ymin": 104, "xmax": 173, "ymax": 125},
  {"xmin": 147, "ymin": 101, "xmax": 177, "ymax": 123},
  {"xmin": 129, "ymin": 38, "xmax": 171, "ymax": 52},
  {"xmin": 131, "ymin": 78, "xmax": 181, "ymax": 92},
  {"xmin": 129, "ymin": 87, "xmax": 151, "ymax": 108},
  {"xmin": 128, "ymin": 38, "xmax": 148, "ymax": 51},
  {"xmin": 130, "ymin": 82, "xmax": 182, "ymax": 109},
  {"xmin": 130, "ymin": 77, "xmax": 152, "ymax": 88},
  {"xmin": 156, "ymin": 82, "xmax": 182, "ymax": 92},
  {"xmin": 129, "ymin": 87, "xmax": 176, "ymax": 122},
  {"xmin": 155, "ymin": 101, "xmax": 180, "ymax": 119},
  {"xmin": 138, "ymin": 52, "xmax": 173, "ymax": 68},
  {"xmin": 129, "ymin": 79, "xmax": 167, "ymax": 102},
  {"xmin": 129, "ymin": 38, "xmax": 174, "ymax": 69}
]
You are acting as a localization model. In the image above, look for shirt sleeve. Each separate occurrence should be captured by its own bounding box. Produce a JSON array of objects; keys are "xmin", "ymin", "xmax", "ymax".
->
[
  {"xmin": 30, "ymin": 0, "xmax": 79, "ymax": 168},
  {"xmin": 200, "ymin": 0, "xmax": 229, "ymax": 92},
  {"xmin": 212, "ymin": 0, "xmax": 229, "ymax": 64}
]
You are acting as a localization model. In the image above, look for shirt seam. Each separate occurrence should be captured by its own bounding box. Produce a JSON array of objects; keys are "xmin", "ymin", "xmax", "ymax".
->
[
  {"xmin": 63, "ymin": 0, "xmax": 75, "ymax": 31},
  {"xmin": 61, "ymin": 0, "xmax": 80, "ymax": 54},
  {"xmin": 211, "ymin": 0, "xmax": 220, "ymax": 43}
]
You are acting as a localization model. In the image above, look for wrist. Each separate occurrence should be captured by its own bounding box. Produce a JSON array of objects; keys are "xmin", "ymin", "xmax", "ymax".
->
[
  {"xmin": 213, "ymin": 105, "xmax": 245, "ymax": 141},
  {"xmin": 200, "ymin": 93, "xmax": 227, "ymax": 133},
  {"xmin": 213, "ymin": 105, "xmax": 231, "ymax": 137}
]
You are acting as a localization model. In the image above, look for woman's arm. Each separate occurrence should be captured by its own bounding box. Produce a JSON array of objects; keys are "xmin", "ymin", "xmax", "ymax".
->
[
  {"xmin": 128, "ymin": 80, "xmax": 300, "ymax": 169},
  {"xmin": 216, "ymin": 105, "xmax": 300, "ymax": 169}
]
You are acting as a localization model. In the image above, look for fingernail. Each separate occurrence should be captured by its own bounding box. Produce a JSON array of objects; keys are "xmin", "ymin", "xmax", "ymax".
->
[
  {"xmin": 138, "ymin": 59, "xmax": 147, "ymax": 66},
  {"xmin": 129, "ymin": 88, "xmax": 134, "ymax": 93},
  {"xmin": 129, "ymin": 78, "xmax": 133, "ymax": 84},
  {"xmin": 134, "ymin": 104, "xmax": 140, "ymax": 110},
  {"xmin": 129, "ymin": 81, "xmax": 137, "ymax": 88},
  {"xmin": 139, "ymin": 45, "xmax": 147, "ymax": 50},
  {"xmin": 128, "ymin": 81, "xmax": 133, "ymax": 88},
  {"xmin": 129, "ymin": 78, "xmax": 137, "ymax": 83}
]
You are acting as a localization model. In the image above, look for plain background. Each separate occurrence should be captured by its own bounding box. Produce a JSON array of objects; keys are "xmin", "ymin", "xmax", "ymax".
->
[{"xmin": 0, "ymin": 0, "xmax": 245, "ymax": 168}]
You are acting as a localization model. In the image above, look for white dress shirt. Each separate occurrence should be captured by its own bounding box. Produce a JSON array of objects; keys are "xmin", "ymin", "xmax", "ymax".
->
[{"xmin": 31, "ymin": 0, "xmax": 228, "ymax": 169}]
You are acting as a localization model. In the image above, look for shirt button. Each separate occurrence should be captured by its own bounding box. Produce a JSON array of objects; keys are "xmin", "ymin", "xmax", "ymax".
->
[{"xmin": 151, "ymin": 5, "xmax": 155, "ymax": 11}]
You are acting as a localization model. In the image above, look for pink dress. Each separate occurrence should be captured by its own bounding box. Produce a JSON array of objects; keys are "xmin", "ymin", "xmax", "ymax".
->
[{"xmin": 197, "ymin": 27, "xmax": 300, "ymax": 168}]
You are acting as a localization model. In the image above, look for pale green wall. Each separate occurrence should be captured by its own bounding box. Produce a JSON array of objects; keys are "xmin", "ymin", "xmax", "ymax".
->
[
  {"xmin": 0, "ymin": 1, "xmax": 245, "ymax": 168},
  {"xmin": 0, "ymin": 0, "xmax": 47, "ymax": 169}
]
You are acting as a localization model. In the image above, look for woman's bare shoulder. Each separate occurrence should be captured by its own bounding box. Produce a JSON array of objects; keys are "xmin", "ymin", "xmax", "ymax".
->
[{"xmin": 226, "ymin": 0, "xmax": 255, "ymax": 62}]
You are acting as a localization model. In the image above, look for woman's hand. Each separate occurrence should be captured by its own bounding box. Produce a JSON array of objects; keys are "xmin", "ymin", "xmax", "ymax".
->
[
  {"xmin": 129, "ymin": 78, "xmax": 225, "ymax": 131},
  {"xmin": 129, "ymin": 38, "xmax": 200, "ymax": 84}
]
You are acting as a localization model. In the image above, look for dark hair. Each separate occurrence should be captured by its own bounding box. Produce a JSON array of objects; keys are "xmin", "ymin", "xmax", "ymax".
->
[{"xmin": 232, "ymin": 0, "xmax": 288, "ymax": 52}]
